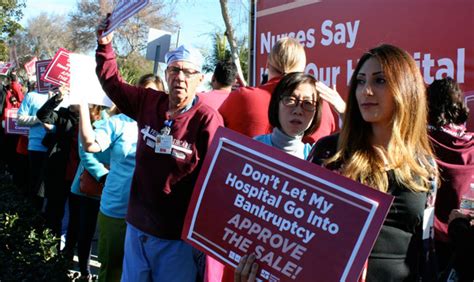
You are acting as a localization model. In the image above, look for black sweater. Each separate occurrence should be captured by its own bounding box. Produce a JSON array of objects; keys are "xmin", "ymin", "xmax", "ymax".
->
[{"xmin": 310, "ymin": 134, "xmax": 427, "ymax": 281}]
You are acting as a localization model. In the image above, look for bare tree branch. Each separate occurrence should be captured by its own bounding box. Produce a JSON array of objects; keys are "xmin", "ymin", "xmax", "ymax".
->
[{"xmin": 219, "ymin": 0, "xmax": 247, "ymax": 86}]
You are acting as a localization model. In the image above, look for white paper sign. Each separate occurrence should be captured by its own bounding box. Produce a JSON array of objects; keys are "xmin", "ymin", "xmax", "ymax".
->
[{"xmin": 69, "ymin": 53, "xmax": 113, "ymax": 107}]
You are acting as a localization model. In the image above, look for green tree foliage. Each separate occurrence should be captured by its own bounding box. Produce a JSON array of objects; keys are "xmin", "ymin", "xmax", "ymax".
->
[
  {"xmin": 203, "ymin": 32, "xmax": 248, "ymax": 82},
  {"xmin": 203, "ymin": 33, "xmax": 230, "ymax": 73},
  {"xmin": 0, "ymin": 0, "xmax": 25, "ymax": 61},
  {"xmin": 0, "ymin": 183, "xmax": 70, "ymax": 282},
  {"xmin": 117, "ymin": 53, "xmax": 154, "ymax": 85}
]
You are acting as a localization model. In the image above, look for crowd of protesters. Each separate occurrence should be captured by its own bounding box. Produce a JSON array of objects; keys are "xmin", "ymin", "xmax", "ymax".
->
[{"xmin": 0, "ymin": 15, "xmax": 472, "ymax": 282}]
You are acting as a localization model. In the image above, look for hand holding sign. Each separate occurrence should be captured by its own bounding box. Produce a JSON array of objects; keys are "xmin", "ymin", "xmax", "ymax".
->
[
  {"xmin": 97, "ymin": 14, "xmax": 114, "ymax": 44},
  {"xmin": 49, "ymin": 83, "xmax": 70, "ymax": 101},
  {"xmin": 100, "ymin": 0, "xmax": 149, "ymax": 37},
  {"xmin": 235, "ymin": 254, "xmax": 259, "ymax": 282}
]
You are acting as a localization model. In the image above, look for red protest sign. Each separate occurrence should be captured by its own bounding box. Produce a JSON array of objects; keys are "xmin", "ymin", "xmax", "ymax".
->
[
  {"xmin": 36, "ymin": 59, "xmax": 53, "ymax": 93},
  {"xmin": 466, "ymin": 91, "xmax": 474, "ymax": 130},
  {"xmin": 5, "ymin": 109, "xmax": 29, "ymax": 135},
  {"xmin": 41, "ymin": 48, "xmax": 70, "ymax": 87},
  {"xmin": 102, "ymin": 0, "xmax": 149, "ymax": 37},
  {"xmin": 24, "ymin": 57, "xmax": 38, "ymax": 76},
  {"xmin": 183, "ymin": 127, "xmax": 394, "ymax": 282},
  {"xmin": 0, "ymin": 62, "xmax": 15, "ymax": 76}
]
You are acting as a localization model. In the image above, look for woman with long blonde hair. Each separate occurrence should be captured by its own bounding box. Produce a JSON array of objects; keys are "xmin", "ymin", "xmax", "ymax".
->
[{"xmin": 310, "ymin": 44, "xmax": 438, "ymax": 281}]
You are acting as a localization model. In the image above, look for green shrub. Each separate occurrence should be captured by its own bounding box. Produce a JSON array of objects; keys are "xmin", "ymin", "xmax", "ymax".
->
[{"xmin": 0, "ymin": 183, "xmax": 70, "ymax": 281}]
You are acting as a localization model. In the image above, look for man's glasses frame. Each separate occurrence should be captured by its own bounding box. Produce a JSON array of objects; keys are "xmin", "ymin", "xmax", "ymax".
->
[{"xmin": 166, "ymin": 66, "xmax": 200, "ymax": 78}]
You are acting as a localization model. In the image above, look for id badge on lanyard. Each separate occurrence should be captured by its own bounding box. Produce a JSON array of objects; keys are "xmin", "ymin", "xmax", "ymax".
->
[{"xmin": 155, "ymin": 119, "xmax": 173, "ymax": 154}]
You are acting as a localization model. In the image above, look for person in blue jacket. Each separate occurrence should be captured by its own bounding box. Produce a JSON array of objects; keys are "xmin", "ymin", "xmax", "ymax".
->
[
  {"xmin": 17, "ymin": 82, "xmax": 49, "ymax": 209},
  {"xmin": 79, "ymin": 102, "xmax": 137, "ymax": 282}
]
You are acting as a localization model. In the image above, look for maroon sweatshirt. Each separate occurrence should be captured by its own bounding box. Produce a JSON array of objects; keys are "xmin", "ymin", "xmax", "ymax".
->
[
  {"xmin": 96, "ymin": 43, "xmax": 224, "ymax": 239},
  {"xmin": 430, "ymin": 127, "xmax": 474, "ymax": 242}
]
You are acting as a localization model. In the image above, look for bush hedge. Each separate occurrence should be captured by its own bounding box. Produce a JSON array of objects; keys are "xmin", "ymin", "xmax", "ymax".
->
[{"xmin": 0, "ymin": 182, "xmax": 70, "ymax": 281}]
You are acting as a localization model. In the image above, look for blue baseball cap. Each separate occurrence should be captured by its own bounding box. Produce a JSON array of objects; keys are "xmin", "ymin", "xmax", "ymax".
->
[{"xmin": 165, "ymin": 44, "xmax": 203, "ymax": 72}]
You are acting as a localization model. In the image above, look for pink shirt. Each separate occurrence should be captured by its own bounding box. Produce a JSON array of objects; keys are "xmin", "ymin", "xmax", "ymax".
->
[{"xmin": 198, "ymin": 89, "xmax": 231, "ymax": 110}]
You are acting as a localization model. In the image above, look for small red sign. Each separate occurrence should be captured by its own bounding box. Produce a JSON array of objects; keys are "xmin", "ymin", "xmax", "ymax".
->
[
  {"xmin": 183, "ymin": 127, "xmax": 394, "ymax": 282},
  {"xmin": 0, "ymin": 62, "xmax": 15, "ymax": 76},
  {"xmin": 102, "ymin": 0, "xmax": 150, "ymax": 37},
  {"xmin": 36, "ymin": 59, "xmax": 53, "ymax": 93},
  {"xmin": 24, "ymin": 57, "xmax": 38, "ymax": 76},
  {"xmin": 5, "ymin": 108, "xmax": 29, "ymax": 135},
  {"xmin": 41, "ymin": 48, "xmax": 71, "ymax": 87},
  {"xmin": 465, "ymin": 91, "xmax": 474, "ymax": 130}
]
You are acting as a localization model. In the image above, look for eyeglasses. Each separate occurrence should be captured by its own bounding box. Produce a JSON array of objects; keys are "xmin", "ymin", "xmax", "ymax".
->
[
  {"xmin": 280, "ymin": 95, "xmax": 317, "ymax": 112},
  {"xmin": 166, "ymin": 66, "xmax": 200, "ymax": 78}
]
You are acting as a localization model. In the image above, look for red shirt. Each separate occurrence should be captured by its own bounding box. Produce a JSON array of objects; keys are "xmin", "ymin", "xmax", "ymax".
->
[
  {"xmin": 198, "ymin": 89, "xmax": 231, "ymax": 110},
  {"xmin": 2, "ymin": 82, "xmax": 24, "ymax": 121},
  {"xmin": 96, "ymin": 43, "xmax": 224, "ymax": 239},
  {"xmin": 218, "ymin": 77, "xmax": 337, "ymax": 143},
  {"xmin": 10, "ymin": 81, "xmax": 24, "ymax": 104}
]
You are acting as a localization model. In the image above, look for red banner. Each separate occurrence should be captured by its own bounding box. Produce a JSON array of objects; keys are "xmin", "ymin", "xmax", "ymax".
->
[
  {"xmin": 36, "ymin": 59, "xmax": 53, "ymax": 93},
  {"xmin": 5, "ymin": 108, "xmax": 29, "ymax": 135},
  {"xmin": 254, "ymin": 0, "xmax": 474, "ymax": 130},
  {"xmin": 183, "ymin": 127, "xmax": 393, "ymax": 282},
  {"xmin": 102, "ymin": 0, "xmax": 149, "ymax": 37},
  {"xmin": 24, "ymin": 57, "xmax": 38, "ymax": 76},
  {"xmin": 41, "ymin": 48, "xmax": 71, "ymax": 87}
]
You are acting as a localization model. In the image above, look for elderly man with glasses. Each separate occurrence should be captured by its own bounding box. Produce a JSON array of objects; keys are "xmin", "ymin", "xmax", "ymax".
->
[{"xmin": 96, "ymin": 23, "xmax": 223, "ymax": 282}]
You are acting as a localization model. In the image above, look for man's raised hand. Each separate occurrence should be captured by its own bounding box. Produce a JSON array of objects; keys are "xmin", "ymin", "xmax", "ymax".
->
[{"xmin": 97, "ymin": 14, "xmax": 113, "ymax": 45}]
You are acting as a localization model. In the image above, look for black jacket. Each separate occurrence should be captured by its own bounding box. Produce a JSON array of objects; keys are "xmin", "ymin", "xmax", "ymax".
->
[
  {"xmin": 36, "ymin": 95, "xmax": 79, "ymax": 198},
  {"xmin": 449, "ymin": 217, "xmax": 474, "ymax": 281}
]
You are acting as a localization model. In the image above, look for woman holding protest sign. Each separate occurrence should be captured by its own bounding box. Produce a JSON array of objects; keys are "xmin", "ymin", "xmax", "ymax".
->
[
  {"xmin": 308, "ymin": 44, "xmax": 438, "ymax": 281},
  {"xmin": 221, "ymin": 72, "xmax": 323, "ymax": 282}
]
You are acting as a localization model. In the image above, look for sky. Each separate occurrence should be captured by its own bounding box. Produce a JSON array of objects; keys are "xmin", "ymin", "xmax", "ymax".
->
[{"xmin": 21, "ymin": 0, "xmax": 249, "ymax": 55}]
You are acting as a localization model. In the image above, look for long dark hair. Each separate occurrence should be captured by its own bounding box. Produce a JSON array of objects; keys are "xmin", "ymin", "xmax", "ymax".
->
[{"xmin": 427, "ymin": 77, "xmax": 469, "ymax": 127}]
